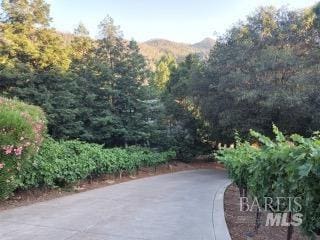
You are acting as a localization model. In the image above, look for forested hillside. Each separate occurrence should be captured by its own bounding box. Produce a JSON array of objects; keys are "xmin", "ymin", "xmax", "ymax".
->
[
  {"xmin": 139, "ymin": 38, "xmax": 214, "ymax": 64},
  {"xmin": 58, "ymin": 34, "xmax": 214, "ymax": 65}
]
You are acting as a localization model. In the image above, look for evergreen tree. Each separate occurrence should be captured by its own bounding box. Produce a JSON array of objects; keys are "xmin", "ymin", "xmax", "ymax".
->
[
  {"xmin": 1, "ymin": 0, "xmax": 50, "ymax": 25},
  {"xmin": 0, "ymin": 0, "xmax": 69, "ymax": 92},
  {"xmin": 153, "ymin": 54, "xmax": 176, "ymax": 90}
]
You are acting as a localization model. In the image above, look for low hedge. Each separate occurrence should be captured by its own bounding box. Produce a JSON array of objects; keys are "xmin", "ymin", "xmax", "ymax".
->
[
  {"xmin": 19, "ymin": 138, "xmax": 176, "ymax": 189},
  {"xmin": 0, "ymin": 97, "xmax": 46, "ymax": 199}
]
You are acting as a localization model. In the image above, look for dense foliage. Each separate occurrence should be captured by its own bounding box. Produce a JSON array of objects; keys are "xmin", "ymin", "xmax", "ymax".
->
[
  {"xmin": 19, "ymin": 138, "xmax": 175, "ymax": 189},
  {"xmin": 0, "ymin": 1, "xmax": 173, "ymax": 148},
  {"xmin": 161, "ymin": 54, "xmax": 213, "ymax": 158},
  {"xmin": 216, "ymin": 126, "xmax": 320, "ymax": 237},
  {"xmin": 167, "ymin": 4, "xmax": 320, "ymax": 143},
  {"xmin": 0, "ymin": 97, "xmax": 46, "ymax": 199}
]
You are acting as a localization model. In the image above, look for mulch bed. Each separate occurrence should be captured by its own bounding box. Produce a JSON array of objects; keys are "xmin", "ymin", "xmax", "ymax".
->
[
  {"xmin": 0, "ymin": 160, "xmax": 224, "ymax": 211},
  {"xmin": 224, "ymin": 184, "xmax": 320, "ymax": 240}
]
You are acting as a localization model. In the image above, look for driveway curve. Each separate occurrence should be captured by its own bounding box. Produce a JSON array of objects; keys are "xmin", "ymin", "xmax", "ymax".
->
[{"xmin": 0, "ymin": 169, "xmax": 230, "ymax": 240}]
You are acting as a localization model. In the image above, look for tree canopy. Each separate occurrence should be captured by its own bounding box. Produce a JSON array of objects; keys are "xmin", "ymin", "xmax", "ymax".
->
[
  {"xmin": 165, "ymin": 5, "xmax": 320, "ymax": 143},
  {"xmin": 1, "ymin": 1, "xmax": 320, "ymax": 154},
  {"xmin": 0, "ymin": 1, "xmax": 169, "ymax": 148}
]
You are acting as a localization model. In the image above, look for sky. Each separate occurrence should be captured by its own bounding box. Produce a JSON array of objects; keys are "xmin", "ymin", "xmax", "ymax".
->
[{"xmin": 46, "ymin": 0, "xmax": 319, "ymax": 43}]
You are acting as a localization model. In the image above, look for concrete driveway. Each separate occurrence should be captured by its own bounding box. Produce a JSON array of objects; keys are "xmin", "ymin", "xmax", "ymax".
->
[{"xmin": 0, "ymin": 169, "xmax": 230, "ymax": 240}]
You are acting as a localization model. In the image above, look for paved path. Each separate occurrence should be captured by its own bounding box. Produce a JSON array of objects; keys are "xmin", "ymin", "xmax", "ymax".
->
[{"xmin": 0, "ymin": 169, "xmax": 230, "ymax": 240}]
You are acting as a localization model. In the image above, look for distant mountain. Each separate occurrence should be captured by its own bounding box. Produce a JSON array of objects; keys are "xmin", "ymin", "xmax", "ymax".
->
[
  {"xmin": 58, "ymin": 31, "xmax": 214, "ymax": 65},
  {"xmin": 139, "ymin": 38, "xmax": 214, "ymax": 63},
  {"xmin": 191, "ymin": 37, "xmax": 215, "ymax": 50}
]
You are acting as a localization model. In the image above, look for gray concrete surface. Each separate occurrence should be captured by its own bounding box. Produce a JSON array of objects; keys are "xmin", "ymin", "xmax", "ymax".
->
[
  {"xmin": 0, "ymin": 169, "xmax": 231, "ymax": 240},
  {"xmin": 213, "ymin": 180, "xmax": 232, "ymax": 240}
]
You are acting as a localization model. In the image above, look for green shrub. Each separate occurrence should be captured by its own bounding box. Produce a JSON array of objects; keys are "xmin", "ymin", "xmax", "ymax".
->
[
  {"xmin": 19, "ymin": 138, "xmax": 176, "ymax": 188},
  {"xmin": 215, "ymin": 134, "xmax": 258, "ymax": 192},
  {"xmin": 0, "ymin": 97, "xmax": 46, "ymax": 199},
  {"xmin": 217, "ymin": 125, "xmax": 320, "ymax": 237},
  {"xmin": 21, "ymin": 139, "xmax": 98, "ymax": 187}
]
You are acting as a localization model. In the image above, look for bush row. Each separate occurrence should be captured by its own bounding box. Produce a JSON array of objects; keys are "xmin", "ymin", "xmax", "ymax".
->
[
  {"xmin": 18, "ymin": 138, "xmax": 176, "ymax": 189},
  {"xmin": 216, "ymin": 125, "xmax": 320, "ymax": 237},
  {"xmin": 0, "ymin": 98, "xmax": 175, "ymax": 200}
]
